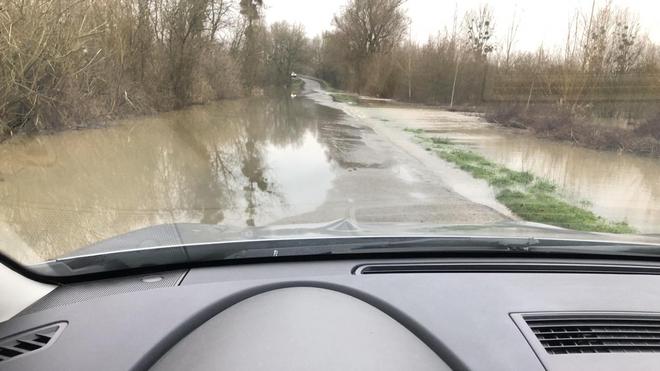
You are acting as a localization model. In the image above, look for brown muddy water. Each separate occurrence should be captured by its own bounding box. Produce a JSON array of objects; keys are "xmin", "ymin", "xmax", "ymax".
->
[
  {"xmin": 472, "ymin": 134, "xmax": 660, "ymax": 234},
  {"xmin": 2, "ymin": 93, "xmax": 660, "ymax": 264},
  {"xmin": 0, "ymin": 96, "xmax": 347, "ymax": 263},
  {"xmin": 367, "ymin": 107, "xmax": 660, "ymax": 234}
]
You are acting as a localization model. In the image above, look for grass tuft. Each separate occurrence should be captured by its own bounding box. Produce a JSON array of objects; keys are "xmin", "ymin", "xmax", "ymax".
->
[
  {"xmin": 530, "ymin": 180, "xmax": 557, "ymax": 193},
  {"xmin": 404, "ymin": 128, "xmax": 424, "ymax": 134},
  {"xmin": 430, "ymin": 137, "xmax": 452, "ymax": 145},
  {"xmin": 501, "ymin": 169, "xmax": 534, "ymax": 185}
]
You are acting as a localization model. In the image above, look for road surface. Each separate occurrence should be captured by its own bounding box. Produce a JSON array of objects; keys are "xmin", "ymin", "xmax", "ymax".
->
[{"xmin": 275, "ymin": 78, "xmax": 510, "ymax": 226}]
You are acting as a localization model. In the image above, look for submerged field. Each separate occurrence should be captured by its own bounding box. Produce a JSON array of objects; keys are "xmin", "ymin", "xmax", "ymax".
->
[{"xmin": 405, "ymin": 128, "xmax": 635, "ymax": 234}]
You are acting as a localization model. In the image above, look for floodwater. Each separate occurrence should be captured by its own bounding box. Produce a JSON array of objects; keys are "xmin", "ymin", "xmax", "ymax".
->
[
  {"xmin": 370, "ymin": 108, "xmax": 660, "ymax": 234},
  {"xmin": 471, "ymin": 134, "xmax": 660, "ymax": 234},
  {"xmin": 2, "ymin": 90, "xmax": 659, "ymax": 264},
  {"xmin": 0, "ymin": 95, "xmax": 344, "ymax": 263}
]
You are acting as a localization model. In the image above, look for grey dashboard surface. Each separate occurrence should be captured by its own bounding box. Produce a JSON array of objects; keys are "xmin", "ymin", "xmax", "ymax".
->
[
  {"xmin": 150, "ymin": 287, "xmax": 451, "ymax": 371},
  {"xmin": 5, "ymin": 258, "xmax": 660, "ymax": 371}
]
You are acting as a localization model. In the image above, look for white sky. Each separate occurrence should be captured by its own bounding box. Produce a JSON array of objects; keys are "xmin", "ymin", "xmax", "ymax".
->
[{"xmin": 265, "ymin": 0, "xmax": 660, "ymax": 52}]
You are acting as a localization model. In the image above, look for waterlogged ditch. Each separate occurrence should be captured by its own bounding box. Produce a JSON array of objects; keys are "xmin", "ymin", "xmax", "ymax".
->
[{"xmin": 405, "ymin": 128, "xmax": 635, "ymax": 234}]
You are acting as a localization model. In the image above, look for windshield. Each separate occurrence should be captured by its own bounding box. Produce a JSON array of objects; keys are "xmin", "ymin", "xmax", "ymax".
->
[{"xmin": 1, "ymin": 0, "xmax": 659, "ymax": 273}]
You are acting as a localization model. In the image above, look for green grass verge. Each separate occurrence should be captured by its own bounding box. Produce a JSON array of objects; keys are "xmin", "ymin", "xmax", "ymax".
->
[
  {"xmin": 497, "ymin": 190, "xmax": 633, "ymax": 234},
  {"xmin": 408, "ymin": 131, "xmax": 635, "ymax": 234}
]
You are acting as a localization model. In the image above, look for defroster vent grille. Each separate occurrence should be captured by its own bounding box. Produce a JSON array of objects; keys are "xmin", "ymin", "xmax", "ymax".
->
[{"xmin": 525, "ymin": 314, "xmax": 660, "ymax": 354}]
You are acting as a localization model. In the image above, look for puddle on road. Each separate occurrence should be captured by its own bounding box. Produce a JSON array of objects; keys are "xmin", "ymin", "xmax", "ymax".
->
[
  {"xmin": 264, "ymin": 132, "xmax": 335, "ymax": 222},
  {"xmin": 0, "ymin": 95, "xmax": 344, "ymax": 262}
]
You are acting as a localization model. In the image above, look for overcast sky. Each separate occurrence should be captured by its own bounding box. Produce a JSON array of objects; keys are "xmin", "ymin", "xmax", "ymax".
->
[{"xmin": 265, "ymin": 0, "xmax": 660, "ymax": 52}]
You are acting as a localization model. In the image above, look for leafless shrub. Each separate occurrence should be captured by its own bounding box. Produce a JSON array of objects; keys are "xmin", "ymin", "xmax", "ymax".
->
[
  {"xmin": 484, "ymin": 105, "xmax": 527, "ymax": 128},
  {"xmin": 484, "ymin": 103, "xmax": 660, "ymax": 156},
  {"xmin": 635, "ymin": 114, "xmax": 660, "ymax": 140},
  {"xmin": 0, "ymin": 0, "xmax": 241, "ymax": 139}
]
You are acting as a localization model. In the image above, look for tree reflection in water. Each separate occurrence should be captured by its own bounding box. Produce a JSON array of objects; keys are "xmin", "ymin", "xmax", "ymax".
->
[{"xmin": 0, "ymin": 92, "xmax": 328, "ymax": 263}]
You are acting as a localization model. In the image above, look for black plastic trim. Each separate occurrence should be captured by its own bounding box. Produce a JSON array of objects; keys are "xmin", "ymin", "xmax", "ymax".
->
[
  {"xmin": 9, "ymin": 249, "xmax": 660, "ymax": 285},
  {"xmin": 354, "ymin": 262, "xmax": 660, "ymax": 275}
]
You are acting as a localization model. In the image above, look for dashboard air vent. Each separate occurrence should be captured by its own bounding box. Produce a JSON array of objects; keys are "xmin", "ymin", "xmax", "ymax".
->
[
  {"xmin": 0, "ymin": 322, "xmax": 66, "ymax": 363},
  {"xmin": 524, "ymin": 314, "xmax": 660, "ymax": 354}
]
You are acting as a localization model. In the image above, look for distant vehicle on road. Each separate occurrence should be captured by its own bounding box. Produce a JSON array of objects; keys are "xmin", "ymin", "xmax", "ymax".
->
[{"xmin": 291, "ymin": 72, "xmax": 297, "ymax": 78}]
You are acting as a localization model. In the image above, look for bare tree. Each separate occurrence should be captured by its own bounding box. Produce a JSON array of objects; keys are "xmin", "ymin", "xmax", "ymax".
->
[
  {"xmin": 207, "ymin": 0, "xmax": 232, "ymax": 40},
  {"xmin": 229, "ymin": 15, "xmax": 249, "ymax": 55},
  {"xmin": 465, "ymin": 5, "xmax": 495, "ymax": 61},
  {"xmin": 503, "ymin": 7, "xmax": 519, "ymax": 71},
  {"xmin": 163, "ymin": 0, "xmax": 213, "ymax": 106},
  {"xmin": 238, "ymin": 0, "xmax": 265, "ymax": 92},
  {"xmin": 268, "ymin": 22, "xmax": 307, "ymax": 85},
  {"xmin": 609, "ymin": 12, "xmax": 642, "ymax": 74},
  {"xmin": 465, "ymin": 5, "xmax": 494, "ymax": 102},
  {"xmin": 332, "ymin": 0, "xmax": 408, "ymax": 93},
  {"xmin": 239, "ymin": 0, "xmax": 263, "ymax": 21},
  {"xmin": 583, "ymin": 5, "xmax": 613, "ymax": 74}
]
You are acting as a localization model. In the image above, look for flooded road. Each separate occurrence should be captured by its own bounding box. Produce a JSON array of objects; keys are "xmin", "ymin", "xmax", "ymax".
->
[
  {"xmin": 358, "ymin": 106, "xmax": 660, "ymax": 234},
  {"xmin": 0, "ymin": 96, "xmax": 336, "ymax": 262},
  {"xmin": 0, "ymin": 86, "xmax": 504, "ymax": 263},
  {"xmin": 5, "ymin": 77, "xmax": 657, "ymax": 265}
]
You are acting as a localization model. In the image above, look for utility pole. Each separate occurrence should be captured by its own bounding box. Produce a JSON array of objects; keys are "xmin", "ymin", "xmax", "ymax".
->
[
  {"xmin": 408, "ymin": 22, "xmax": 412, "ymax": 102},
  {"xmin": 451, "ymin": 57, "xmax": 459, "ymax": 108},
  {"xmin": 450, "ymin": 2, "xmax": 458, "ymax": 108}
]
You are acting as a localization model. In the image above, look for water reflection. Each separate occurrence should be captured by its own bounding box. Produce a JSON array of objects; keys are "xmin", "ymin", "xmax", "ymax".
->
[
  {"xmin": 0, "ymin": 95, "xmax": 336, "ymax": 263},
  {"xmin": 364, "ymin": 107, "xmax": 660, "ymax": 234},
  {"xmin": 469, "ymin": 133, "xmax": 660, "ymax": 234},
  {"xmin": 427, "ymin": 123, "xmax": 660, "ymax": 234}
]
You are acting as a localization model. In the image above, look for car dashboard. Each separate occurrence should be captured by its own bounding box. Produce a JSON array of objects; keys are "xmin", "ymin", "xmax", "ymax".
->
[{"xmin": 3, "ymin": 258, "xmax": 660, "ymax": 371}]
